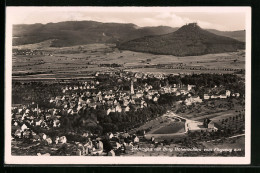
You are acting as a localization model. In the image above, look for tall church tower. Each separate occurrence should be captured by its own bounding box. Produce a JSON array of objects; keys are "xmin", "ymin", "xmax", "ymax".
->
[{"xmin": 131, "ymin": 80, "xmax": 134, "ymax": 95}]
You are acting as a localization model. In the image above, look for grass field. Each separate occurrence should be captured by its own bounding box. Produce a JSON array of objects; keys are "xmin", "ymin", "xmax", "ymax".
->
[{"xmin": 152, "ymin": 122, "xmax": 185, "ymax": 134}]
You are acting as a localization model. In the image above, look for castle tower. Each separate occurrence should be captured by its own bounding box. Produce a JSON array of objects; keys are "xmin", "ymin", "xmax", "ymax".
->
[{"xmin": 131, "ymin": 80, "xmax": 134, "ymax": 95}]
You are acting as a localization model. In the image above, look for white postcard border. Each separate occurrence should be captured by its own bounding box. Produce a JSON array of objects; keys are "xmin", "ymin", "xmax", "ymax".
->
[{"xmin": 5, "ymin": 6, "xmax": 251, "ymax": 165}]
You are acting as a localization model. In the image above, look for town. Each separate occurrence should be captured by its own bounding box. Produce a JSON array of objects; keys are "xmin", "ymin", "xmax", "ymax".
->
[{"xmin": 11, "ymin": 70, "xmax": 245, "ymax": 157}]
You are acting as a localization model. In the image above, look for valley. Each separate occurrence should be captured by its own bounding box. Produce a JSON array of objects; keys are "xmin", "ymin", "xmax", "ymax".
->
[
  {"xmin": 13, "ymin": 43, "xmax": 245, "ymax": 80},
  {"xmin": 10, "ymin": 21, "xmax": 246, "ymax": 158}
]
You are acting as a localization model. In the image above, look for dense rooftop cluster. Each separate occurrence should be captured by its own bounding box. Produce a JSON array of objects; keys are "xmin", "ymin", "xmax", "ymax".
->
[{"xmin": 11, "ymin": 71, "xmax": 245, "ymax": 156}]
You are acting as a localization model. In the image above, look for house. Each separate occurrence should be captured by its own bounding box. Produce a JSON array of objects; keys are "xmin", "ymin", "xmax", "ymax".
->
[
  {"xmin": 180, "ymin": 90, "xmax": 189, "ymax": 95},
  {"xmin": 187, "ymin": 84, "xmax": 196, "ymax": 91},
  {"xmin": 124, "ymin": 106, "xmax": 130, "ymax": 112},
  {"xmin": 74, "ymin": 86, "xmax": 79, "ymax": 90},
  {"xmin": 160, "ymin": 90, "xmax": 166, "ymax": 94},
  {"xmin": 108, "ymin": 132, "xmax": 114, "ymax": 139},
  {"xmin": 50, "ymin": 97, "xmax": 55, "ymax": 103},
  {"xmin": 93, "ymin": 97, "xmax": 99, "ymax": 102},
  {"xmin": 153, "ymin": 96, "xmax": 159, "ymax": 102},
  {"xmin": 175, "ymin": 91, "xmax": 181, "ymax": 96},
  {"xmin": 220, "ymin": 95, "xmax": 227, "ymax": 99},
  {"xmin": 185, "ymin": 120, "xmax": 217, "ymax": 132},
  {"xmin": 171, "ymin": 87, "xmax": 178, "ymax": 92},
  {"xmin": 136, "ymin": 91, "xmax": 144, "ymax": 98},
  {"xmin": 77, "ymin": 105, "xmax": 82, "ymax": 112},
  {"xmin": 107, "ymin": 108, "xmax": 112, "ymax": 115},
  {"xmin": 124, "ymin": 95, "xmax": 130, "ymax": 100},
  {"xmin": 104, "ymin": 95, "xmax": 110, "ymax": 100},
  {"xmin": 61, "ymin": 96, "xmax": 66, "ymax": 101},
  {"xmin": 115, "ymin": 105, "xmax": 122, "ymax": 112},
  {"xmin": 134, "ymin": 72, "xmax": 143, "ymax": 79},
  {"xmin": 21, "ymin": 124, "xmax": 29, "ymax": 131},
  {"xmin": 86, "ymin": 99, "xmax": 91, "ymax": 104},
  {"xmin": 12, "ymin": 104, "xmax": 23, "ymax": 109},
  {"xmin": 55, "ymin": 96, "xmax": 62, "ymax": 101},
  {"xmin": 123, "ymin": 100, "xmax": 129, "ymax": 106},
  {"xmin": 234, "ymin": 93, "xmax": 240, "ymax": 97},
  {"xmin": 185, "ymin": 96, "xmax": 202, "ymax": 106},
  {"xmin": 207, "ymin": 121, "xmax": 216, "ymax": 129},
  {"xmin": 140, "ymin": 100, "xmax": 147, "ymax": 108},
  {"xmin": 131, "ymin": 95, "xmax": 138, "ymax": 99},
  {"xmin": 143, "ymin": 101, "xmax": 148, "ymax": 107},
  {"xmin": 107, "ymin": 100, "xmax": 114, "ymax": 106},
  {"xmin": 110, "ymin": 107, "xmax": 116, "ymax": 113},
  {"xmin": 133, "ymin": 136, "xmax": 139, "ymax": 143},
  {"xmin": 211, "ymin": 95, "xmax": 219, "ymax": 99},
  {"xmin": 88, "ymin": 102, "xmax": 97, "ymax": 109},
  {"xmin": 153, "ymin": 73, "xmax": 164, "ymax": 79},
  {"xmin": 97, "ymin": 91, "xmax": 102, "ymax": 96},
  {"xmin": 67, "ymin": 109, "xmax": 73, "ymax": 114},
  {"xmin": 147, "ymin": 74, "xmax": 154, "ymax": 78},
  {"xmin": 226, "ymin": 90, "xmax": 231, "ymax": 97},
  {"xmin": 129, "ymin": 99, "xmax": 135, "ymax": 104},
  {"xmin": 53, "ymin": 119, "xmax": 60, "ymax": 127},
  {"xmin": 204, "ymin": 94, "xmax": 210, "ymax": 100}
]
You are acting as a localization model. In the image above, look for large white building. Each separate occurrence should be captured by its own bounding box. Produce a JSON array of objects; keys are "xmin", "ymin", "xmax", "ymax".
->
[{"xmin": 185, "ymin": 120, "xmax": 217, "ymax": 132}]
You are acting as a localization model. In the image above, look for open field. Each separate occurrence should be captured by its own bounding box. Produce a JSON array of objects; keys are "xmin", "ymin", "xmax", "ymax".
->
[
  {"xmin": 125, "ymin": 68, "xmax": 236, "ymax": 74},
  {"xmin": 12, "ymin": 43, "xmax": 245, "ymax": 79},
  {"xmin": 152, "ymin": 122, "xmax": 185, "ymax": 134}
]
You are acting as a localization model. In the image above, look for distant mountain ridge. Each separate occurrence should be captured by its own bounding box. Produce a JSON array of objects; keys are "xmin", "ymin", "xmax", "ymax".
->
[
  {"xmin": 206, "ymin": 29, "xmax": 245, "ymax": 42},
  {"xmin": 13, "ymin": 21, "xmax": 245, "ymax": 47},
  {"xmin": 13, "ymin": 21, "xmax": 178, "ymax": 47},
  {"xmin": 118, "ymin": 23, "xmax": 245, "ymax": 56}
]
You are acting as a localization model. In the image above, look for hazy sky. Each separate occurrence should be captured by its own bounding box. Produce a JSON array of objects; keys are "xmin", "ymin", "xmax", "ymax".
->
[{"xmin": 7, "ymin": 7, "xmax": 248, "ymax": 31}]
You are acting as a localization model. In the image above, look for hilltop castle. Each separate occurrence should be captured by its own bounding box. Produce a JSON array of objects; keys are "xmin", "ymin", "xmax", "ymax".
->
[{"xmin": 186, "ymin": 22, "xmax": 198, "ymax": 27}]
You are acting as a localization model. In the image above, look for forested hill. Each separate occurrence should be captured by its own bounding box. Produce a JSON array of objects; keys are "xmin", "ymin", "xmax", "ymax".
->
[
  {"xmin": 118, "ymin": 23, "xmax": 245, "ymax": 56},
  {"xmin": 12, "ymin": 21, "xmax": 178, "ymax": 47}
]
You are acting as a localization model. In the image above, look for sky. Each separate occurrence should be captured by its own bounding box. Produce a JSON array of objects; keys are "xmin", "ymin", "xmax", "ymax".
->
[{"xmin": 6, "ymin": 7, "xmax": 248, "ymax": 31}]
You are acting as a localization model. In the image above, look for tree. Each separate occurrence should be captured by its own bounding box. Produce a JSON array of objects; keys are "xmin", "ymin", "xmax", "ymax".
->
[
  {"xmin": 96, "ymin": 109, "xmax": 106, "ymax": 122},
  {"xmin": 102, "ymin": 123, "xmax": 118, "ymax": 133},
  {"xmin": 103, "ymin": 116, "xmax": 112, "ymax": 123}
]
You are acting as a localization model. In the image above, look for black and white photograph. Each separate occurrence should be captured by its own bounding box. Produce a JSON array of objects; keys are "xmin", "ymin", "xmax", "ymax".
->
[{"xmin": 5, "ymin": 7, "xmax": 251, "ymax": 164}]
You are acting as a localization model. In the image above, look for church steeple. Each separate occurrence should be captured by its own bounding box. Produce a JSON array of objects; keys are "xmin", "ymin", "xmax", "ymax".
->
[{"xmin": 130, "ymin": 80, "xmax": 134, "ymax": 95}]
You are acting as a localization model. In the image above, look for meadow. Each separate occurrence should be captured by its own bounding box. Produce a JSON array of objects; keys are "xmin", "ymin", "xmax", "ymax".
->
[
  {"xmin": 12, "ymin": 43, "xmax": 245, "ymax": 79},
  {"xmin": 152, "ymin": 122, "xmax": 185, "ymax": 134}
]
